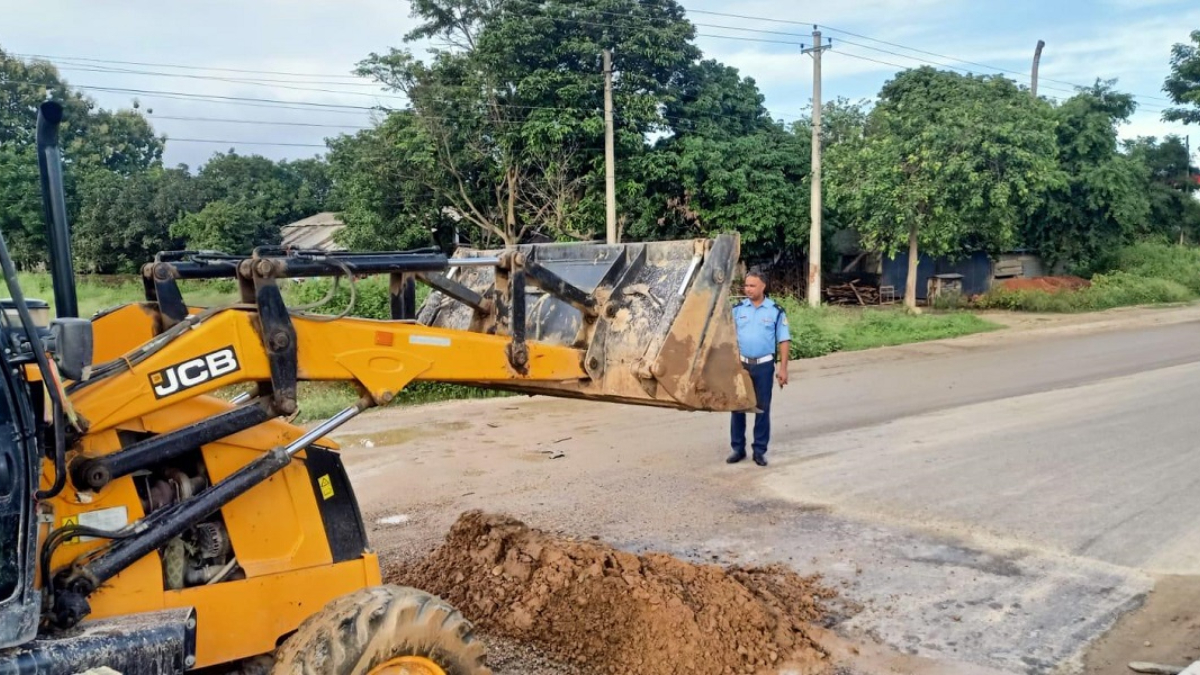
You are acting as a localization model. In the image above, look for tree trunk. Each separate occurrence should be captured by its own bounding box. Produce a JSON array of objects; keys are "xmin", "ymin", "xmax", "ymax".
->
[{"xmin": 905, "ymin": 222, "xmax": 920, "ymax": 310}]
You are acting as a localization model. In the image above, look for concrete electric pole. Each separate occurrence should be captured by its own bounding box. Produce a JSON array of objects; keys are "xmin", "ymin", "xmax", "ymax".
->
[
  {"xmin": 603, "ymin": 49, "xmax": 617, "ymax": 245},
  {"xmin": 1031, "ymin": 40, "xmax": 1045, "ymax": 99},
  {"xmin": 802, "ymin": 28, "xmax": 832, "ymax": 308}
]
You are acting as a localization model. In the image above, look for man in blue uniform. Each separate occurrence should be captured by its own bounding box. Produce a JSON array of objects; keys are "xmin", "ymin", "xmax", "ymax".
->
[{"xmin": 729, "ymin": 270, "xmax": 791, "ymax": 467}]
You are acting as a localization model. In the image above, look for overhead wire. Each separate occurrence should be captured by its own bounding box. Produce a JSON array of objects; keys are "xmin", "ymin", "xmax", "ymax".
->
[
  {"xmin": 12, "ymin": 6, "xmax": 1180, "ymax": 107},
  {"xmin": 4, "ymin": 5, "xmax": 1183, "ymax": 146}
]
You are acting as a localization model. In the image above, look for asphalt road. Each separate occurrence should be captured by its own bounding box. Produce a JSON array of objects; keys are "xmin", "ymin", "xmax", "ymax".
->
[
  {"xmin": 753, "ymin": 316, "xmax": 1200, "ymax": 673},
  {"xmin": 767, "ymin": 317, "xmax": 1200, "ymax": 575},
  {"xmin": 341, "ymin": 307, "xmax": 1200, "ymax": 675}
]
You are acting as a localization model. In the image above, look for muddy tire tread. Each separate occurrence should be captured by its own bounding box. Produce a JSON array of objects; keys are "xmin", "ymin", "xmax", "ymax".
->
[{"xmin": 271, "ymin": 585, "xmax": 490, "ymax": 675}]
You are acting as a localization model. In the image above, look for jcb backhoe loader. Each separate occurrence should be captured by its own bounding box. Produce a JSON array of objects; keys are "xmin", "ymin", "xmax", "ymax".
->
[{"xmin": 0, "ymin": 102, "xmax": 754, "ymax": 675}]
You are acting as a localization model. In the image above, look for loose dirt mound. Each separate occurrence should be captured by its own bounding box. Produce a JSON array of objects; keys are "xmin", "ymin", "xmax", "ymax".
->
[
  {"xmin": 998, "ymin": 276, "xmax": 1091, "ymax": 292},
  {"xmin": 386, "ymin": 511, "xmax": 837, "ymax": 675}
]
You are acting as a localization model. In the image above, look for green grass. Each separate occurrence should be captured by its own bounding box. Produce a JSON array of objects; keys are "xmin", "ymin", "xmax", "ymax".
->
[
  {"xmin": 16, "ymin": 272, "xmax": 239, "ymax": 317},
  {"xmin": 975, "ymin": 242, "xmax": 1200, "ymax": 313},
  {"xmin": 774, "ymin": 295, "xmax": 1001, "ymax": 359}
]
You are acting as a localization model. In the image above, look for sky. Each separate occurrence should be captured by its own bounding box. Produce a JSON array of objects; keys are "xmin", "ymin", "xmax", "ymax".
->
[{"xmin": 3, "ymin": 0, "xmax": 1198, "ymax": 169}]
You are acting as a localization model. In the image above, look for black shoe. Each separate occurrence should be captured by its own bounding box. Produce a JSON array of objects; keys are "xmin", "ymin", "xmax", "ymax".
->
[
  {"xmin": 726, "ymin": 452, "xmax": 746, "ymax": 464},
  {"xmin": 753, "ymin": 455, "xmax": 768, "ymax": 467}
]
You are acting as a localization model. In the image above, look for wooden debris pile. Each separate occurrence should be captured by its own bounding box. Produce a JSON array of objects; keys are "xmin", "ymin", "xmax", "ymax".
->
[{"xmin": 825, "ymin": 280, "xmax": 882, "ymax": 305}]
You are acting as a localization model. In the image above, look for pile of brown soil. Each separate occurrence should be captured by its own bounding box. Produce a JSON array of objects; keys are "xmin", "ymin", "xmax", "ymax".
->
[
  {"xmin": 386, "ymin": 511, "xmax": 837, "ymax": 675},
  {"xmin": 998, "ymin": 276, "xmax": 1091, "ymax": 292}
]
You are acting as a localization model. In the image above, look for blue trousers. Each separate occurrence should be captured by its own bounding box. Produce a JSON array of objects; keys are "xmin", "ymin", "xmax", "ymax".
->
[{"xmin": 730, "ymin": 361, "xmax": 775, "ymax": 458}]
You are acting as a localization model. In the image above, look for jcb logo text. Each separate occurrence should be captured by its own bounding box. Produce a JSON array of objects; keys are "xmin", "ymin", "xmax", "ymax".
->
[{"xmin": 149, "ymin": 347, "xmax": 240, "ymax": 398}]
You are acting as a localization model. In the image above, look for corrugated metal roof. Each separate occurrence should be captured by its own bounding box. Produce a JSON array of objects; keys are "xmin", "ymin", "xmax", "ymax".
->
[{"xmin": 281, "ymin": 212, "xmax": 346, "ymax": 251}]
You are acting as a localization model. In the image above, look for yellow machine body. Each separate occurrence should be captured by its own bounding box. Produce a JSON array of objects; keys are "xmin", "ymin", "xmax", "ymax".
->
[{"xmin": 15, "ymin": 231, "xmax": 756, "ymax": 672}]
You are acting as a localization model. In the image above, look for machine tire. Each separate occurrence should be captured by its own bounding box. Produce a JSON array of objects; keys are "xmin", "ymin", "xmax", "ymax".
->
[{"xmin": 271, "ymin": 585, "xmax": 491, "ymax": 675}]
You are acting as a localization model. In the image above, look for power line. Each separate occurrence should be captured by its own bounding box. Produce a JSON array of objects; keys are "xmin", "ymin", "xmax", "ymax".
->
[
  {"xmin": 830, "ymin": 37, "xmax": 1082, "ymax": 97},
  {"xmin": 5, "ymin": 12, "xmax": 1179, "ymax": 131},
  {"xmin": 52, "ymin": 63, "xmax": 391, "ymax": 91},
  {"xmin": 678, "ymin": 8, "xmax": 1176, "ymax": 104},
  {"xmin": 832, "ymin": 49, "xmax": 1170, "ymax": 112},
  {"xmin": 12, "ymin": 52, "xmax": 365, "ymax": 80},
  {"xmin": 3, "ymin": 70, "xmax": 785, "ymax": 129},
  {"xmin": 6, "ymin": 68, "xmax": 642, "ymax": 116},
  {"xmin": 12, "ymin": 8, "xmax": 1179, "ymax": 106},
  {"xmin": 165, "ymin": 138, "xmax": 329, "ymax": 148},
  {"xmin": 531, "ymin": 8, "xmax": 1179, "ymax": 109},
  {"xmin": 818, "ymin": 24, "xmax": 1174, "ymax": 103},
  {"xmin": 150, "ymin": 115, "xmax": 373, "ymax": 130}
]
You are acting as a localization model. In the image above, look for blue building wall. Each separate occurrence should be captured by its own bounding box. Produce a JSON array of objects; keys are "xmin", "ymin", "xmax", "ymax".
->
[{"xmin": 881, "ymin": 251, "xmax": 994, "ymax": 300}]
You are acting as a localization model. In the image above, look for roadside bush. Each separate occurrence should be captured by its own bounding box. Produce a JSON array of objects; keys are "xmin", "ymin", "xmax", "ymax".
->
[
  {"xmin": 771, "ymin": 294, "xmax": 994, "ymax": 359},
  {"xmin": 284, "ymin": 275, "xmax": 395, "ymax": 320},
  {"xmin": 1102, "ymin": 242, "xmax": 1200, "ymax": 295},
  {"xmin": 1089, "ymin": 271, "xmax": 1192, "ymax": 307},
  {"xmin": 976, "ymin": 270, "xmax": 1192, "ymax": 313}
]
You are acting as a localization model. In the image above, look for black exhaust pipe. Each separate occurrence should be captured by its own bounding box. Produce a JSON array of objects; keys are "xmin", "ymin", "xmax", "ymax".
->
[{"xmin": 35, "ymin": 101, "xmax": 79, "ymax": 319}]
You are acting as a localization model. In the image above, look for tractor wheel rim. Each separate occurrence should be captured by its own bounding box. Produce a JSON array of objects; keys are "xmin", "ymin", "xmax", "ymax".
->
[{"xmin": 368, "ymin": 656, "xmax": 447, "ymax": 675}]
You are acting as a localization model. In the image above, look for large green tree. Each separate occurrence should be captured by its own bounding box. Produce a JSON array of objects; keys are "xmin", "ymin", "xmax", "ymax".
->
[
  {"xmin": 327, "ymin": 111, "xmax": 456, "ymax": 251},
  {"xmin": 1023, "ymin": 82, "xmax": 1150, "ymax": 270},
  {"xmin": 1163, "ymin": 30, "xmax": 1200, "ymax": 125},
  {"xmin": 73, "ymin": 166, "xmax": 204, "ymax": 273},
  {"xmin": 1124, "ymin": 135, "xmax": 1200, "ymax": 244},
  {"xmin": 169, "ymin": 152, "xmax": 331, "ymax": 254},
  {"xmin": 0, "ymin": 48, "xmax": 163, "ymax": 266},
  {"xmin": 346, "ymin": 0, "xmax": 700, "ymax": 246},
  {"xmin": 628, "ymin": 60, "xmax": 810, "ymax": 261},
  {"xmin": 826, "ymin": 67, "xmax": 1059, "ymax": 308}
]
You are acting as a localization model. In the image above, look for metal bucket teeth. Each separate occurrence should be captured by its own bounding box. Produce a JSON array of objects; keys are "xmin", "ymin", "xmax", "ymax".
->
[{"xmin": 418, "ymin": 234, "xmax": 756, "ymax": 412}]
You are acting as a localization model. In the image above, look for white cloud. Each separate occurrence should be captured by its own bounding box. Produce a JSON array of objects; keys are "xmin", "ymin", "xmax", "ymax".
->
[
  {"xmin": 4, "ymin": 0, "xmax": 1197, "ymax": 165},
  {"xmin": 1101, "ymin": 0, "xmax": 1193, "ymax": 8},
  {"xmin": 1118, "ymin": 111, "xmax": 1194, "ymax": 146}
]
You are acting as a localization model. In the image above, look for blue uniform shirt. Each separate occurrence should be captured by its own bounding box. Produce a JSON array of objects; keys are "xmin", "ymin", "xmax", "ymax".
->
[{"xmin": 733, "ymin": 297, "xmax": 791, "ymax": 359}]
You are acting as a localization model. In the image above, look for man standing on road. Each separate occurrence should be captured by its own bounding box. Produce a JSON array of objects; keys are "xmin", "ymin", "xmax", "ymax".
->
[{"xmin": 729, "ymin": 270, "xmax": 791, "ymax": 467}]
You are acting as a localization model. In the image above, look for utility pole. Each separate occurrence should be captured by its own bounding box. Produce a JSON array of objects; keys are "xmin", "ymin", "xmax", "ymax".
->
[
  {"xmin": 603, "ymin": 49, "xmax": 617, "ymax": 245},
  {"xmin": 802, "ymin": 28, "xmax": 832, "ymax": 308},
  {"xmin": 1031, "ymin": 40, "xmax": 1045, "ymax": 99}
]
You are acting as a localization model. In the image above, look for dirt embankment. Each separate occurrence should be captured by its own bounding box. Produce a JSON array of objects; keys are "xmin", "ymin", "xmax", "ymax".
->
[
  {"xmin": 998, "ymin": 276, "xmax": 1091, "ymax": 292},
  {"xmin": 387, "ymin": 511, "xmax": 837, "ymax": 675}
]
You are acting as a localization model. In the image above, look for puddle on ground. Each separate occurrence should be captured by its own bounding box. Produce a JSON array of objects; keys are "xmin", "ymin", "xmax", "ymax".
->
[{"xmin": 336, "ymin": 420, "xmax": 471, "ymax": 447}]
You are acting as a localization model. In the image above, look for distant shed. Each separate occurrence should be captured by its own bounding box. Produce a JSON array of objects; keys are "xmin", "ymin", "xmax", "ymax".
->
[{"xmin": 280, "ymin": 212, "xmax": 347, "ymax": 252}]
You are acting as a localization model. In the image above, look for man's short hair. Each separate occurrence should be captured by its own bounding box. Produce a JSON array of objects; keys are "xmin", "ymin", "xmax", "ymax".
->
[{"xmin": 745, "ymin": 269, "xmax": 769, "ymax": 289}]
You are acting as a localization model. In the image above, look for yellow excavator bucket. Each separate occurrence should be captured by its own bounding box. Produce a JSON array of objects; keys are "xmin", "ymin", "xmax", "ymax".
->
[{"xmin": 417, "ymin": 233, "xmax": 756, "ymax": 412}]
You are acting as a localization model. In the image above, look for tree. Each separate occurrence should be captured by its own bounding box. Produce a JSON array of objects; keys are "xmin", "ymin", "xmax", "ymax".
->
[
  {"xmin": 1023, "ymin": 82, "xmax": 1150, "ymax": 270},
  {"xmin": 1163, "ymin": 30, "xmax": 1200, "ymax": 125},
  {"xmin": 791, "ymin": 98, "xmax": 870, "ymax": 268},
  {"xmin": 327, "ymin": 111, "xmax": 457, "ymax": 251},
  {"xmin": 1125, "ymin": 135, "xmax": 1200, "ymax": 244},
  {"xmin": 170, "ymin": 152, "xmax": 330, "ymax": 253},
  {"xmin": 0, "ymin": 48, "xmax": 163, "ymax": 266},
  {"xmin": 73, "ymin": 166, "xmax": 203, "ymax": 273},
  {"xmin": 171, "ymin": 199, "xmax": 263, "ymax": 254},
  {"xmin": 631, "ymin": 126, "xmax": 809, "ymax": 261},
  {"xmin": 826, "ymin": 67, "xmax": 1059, "ymax": 309},
  {"xmin": 350, "ymin": 0, "xmax": 701, "ymax": 246},
  {"xmin": 629, "ymin": 59, "xmax": 809, "ymax": 261}
]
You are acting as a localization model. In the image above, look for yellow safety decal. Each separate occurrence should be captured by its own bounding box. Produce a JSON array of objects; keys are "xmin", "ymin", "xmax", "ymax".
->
[
  {"xmin": 61, "ymin": 515, "xmax": 79, "ymax": 544},
  {"xmin": 318, "ymin": 475, "xmax": 335, "ymax": 500}
]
